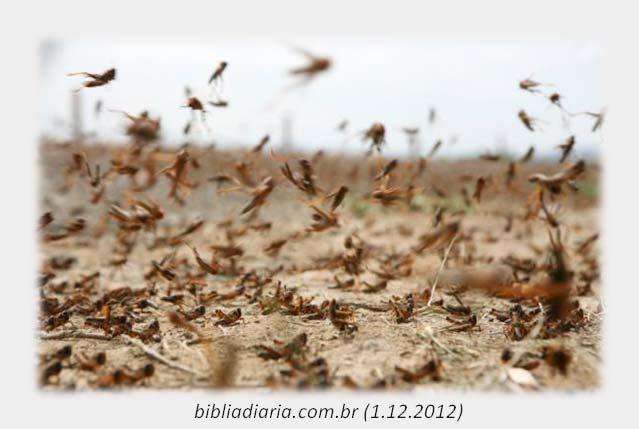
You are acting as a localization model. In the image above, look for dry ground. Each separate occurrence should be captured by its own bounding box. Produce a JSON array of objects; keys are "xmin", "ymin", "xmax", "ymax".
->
[{"xmin": 37, "ymin": 142, "xmax": 601, "ymax": 391}]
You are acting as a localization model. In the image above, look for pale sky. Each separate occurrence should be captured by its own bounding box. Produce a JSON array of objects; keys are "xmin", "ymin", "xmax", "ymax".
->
[{"xmin": 39, "ymin": 38, "xmax": 603, "ymax": 158}]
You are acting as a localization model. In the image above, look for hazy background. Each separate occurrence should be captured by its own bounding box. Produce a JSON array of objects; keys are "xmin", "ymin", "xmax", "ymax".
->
[{"xmin": 39, "ymin": 38, "xmax": 603, "ymax": 158}]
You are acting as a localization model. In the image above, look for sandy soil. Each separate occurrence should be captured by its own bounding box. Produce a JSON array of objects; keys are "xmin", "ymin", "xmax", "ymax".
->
[{"xmin": 37, "ymin": 142, "xmax": 601, "ymax": 391}]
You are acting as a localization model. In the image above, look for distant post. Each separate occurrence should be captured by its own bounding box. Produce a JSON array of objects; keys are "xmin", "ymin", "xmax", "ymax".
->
[
  {"xmin": 408, "ymin": 133, "xmax": 421, "ymax": 159},
  {"xmin": 281, "ymin": 113, "xmax": 293, "ymax": 152},
  {"xmin": 70, "ymin": 90, "xmax": 83, "ymax": 142}
]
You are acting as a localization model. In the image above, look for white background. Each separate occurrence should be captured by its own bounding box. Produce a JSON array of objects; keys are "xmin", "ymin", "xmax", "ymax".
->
[{"xmin": 0, "ymin": 0, "xmax": 635, "ymax": 427}]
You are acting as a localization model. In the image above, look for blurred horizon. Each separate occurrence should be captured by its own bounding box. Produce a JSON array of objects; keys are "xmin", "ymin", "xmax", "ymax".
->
[{"xmin": 39, "ymin": 38, "xmax": 603, "ymax": 159}]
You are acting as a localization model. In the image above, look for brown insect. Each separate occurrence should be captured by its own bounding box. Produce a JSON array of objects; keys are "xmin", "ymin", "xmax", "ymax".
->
[
  {"xmin": 395, "ymin": 354, "xmax": 443, "ymax": 383},
  {"xmin": 232, "ymin": 161, "xmax": 257, "ymax": 187},
  {"xmin": 280, "ymin": 160, "xmax": 318, "ymax": 196},
  {"xmin": 519, "ymin": 146, "xmax": 535, "ymax": 163},
  {"xmin": 212, "ymin": 285, "xmax": 246, "ymax": 302},
  {"xmin": 168, "ymin": 310, "xmax": 237, "ymax": 386},
  {"xmin": 505, "ymin": 161, "xmax": 516, "ymax": 187},
  {"xmin": 331, "ymin": 275, "xmax": 355, "ymax": 290},
  {"xmin": 587, "ymin": 111, "xmax": 605, "ymax": 132},
  {"xmin": 209, "ymin": 61, "xmax": 228, "ymax": 85},
  {"xmin": 525, "ymin": 186, "xmax": 544, "ymax": 221},
  {"xmin": 362, "ymin": 122, "xmax": 386, "ymax": 153},
  {"xmin": 252, "ymin": 135, "xmax": 270, "ymax": 153},
  {"xmin": 108, "ymin": 200, "xmax": 164, "ymax": 231},
  {"xmin": 129, "ymin": 319, "xmax": 160, "ymax": 342},
  {"xmin": 371, "ymin": 252, "xmax": 413, "ymax": 280},
  {"xmin": 433, "ymin": 206, "xmax": 444, "ymax": 227},
  {"xmin": 413, "ymin": 222, "xmax": 460, "ymax": 254},
  {"xmin": 576, "ymin": 233, "xmax": 599, "ymax": 254},
  {"xmin": 210, "ymin": 242, "xmax": 244, "ymax": 260},
  {"xmin": 443, "ymin": 293, "xmax": 471, "ymax": 316},
  {"xmin": 67, "ymin": 218, "xmax": 86, "ymax": 233},
  {"xmin": 241, "ymin": 176, "xmax": 275, "ymax": 215},
  {"xmin": 289, "ymin": 47, "xmax": 331, "ymax": 79},
  {"xmin": 389, "ymin": 294, "xmax": 414, "ymax": 323},
  {"xmin": 549, "ymin": 92, "xmax": 564, "ymax": 109},
  {"xmin": 501, "ymin": 255, "xmax": 536, "ymax": 275},
  {"xmin": 327, "ymin": 300, "xmax": 357, "ymax": 333},
  {"xmin": 328, "ymin": 186, "xmax": 348, "ymax": 212},
  {"xmin": 111, "ymin": 110, "xmax": 161, "ymax": 141},
  {"xmin": 214, "ymin": 308, "xmax": 242, "ymax": 326},
  {"xmin": 518, "ymin": 110, "xmax": 539, "ymax": 132},
  {"xmin": 182, "ymin": 97, "xmax": 207, "ymax": 124},
  {"xmin": 40, "ymin": 345, "xmax": 72, "ymax": 371},
  {"xmin": 41, "ymin": 360, "xmax": 63, "ymax": 385},
  {"xmin": 168, "ymin": 218, "xmax": 204, "ymax": 245},
  {"xmin": 573, "ymin": 110, "xmax": 605, "ymax": 132},
  {"xmin": 71, "ymin": 152, "xmax": 101, "ymax": 187},
  {"xmin": 337, "ymin": 120, "xmax": 349, "ymax": 132},
  {"xmin": 44, "ymin": 311, "xmax": 70, "ymax": 331},
  {"xmin": 208, "ymin": 99, "xmax": 229, "ymax": 108},
  {"xmin": 108, "ymin": 159, "xmax": 139, "ymax": 177},
  {"xmin": 443, "ymin": 313, "xmax": 478, "ymax": 333},
  {"xmin": 540, "ymin": 196, "xmax": 560, "ymax": 228},
  {"xmin": 184, "ymin": 96, "xmax": 205, "ymax": 112},
  {"xmin": 168, "ymin": 311, "xmax": 201, "ymax": 334},
  {"xmin": 371, "ymin": 177, "xmax": 408, "ymax": 206},
  {"xmin": 340, "ymin": 234, "xmax": 366, "ymax": 276},
  {"xmin": 152, "ymin": 260, "xmax": 176, "ymax": 282},
  {"xmin": 40, "ymin": 212, "xmax": 54, "ymax": 230},
  {"xmin": 558, "ymin": 135, "xmax": 576, "ymax": 163},
  {"xmin": 427, "ymin": 140, "xmax": 442, "ymax": 158},
  {"xmin": 257, "ymin": 332, "xmax": 308, "ymax": 362},
  {"xmin": 109, "ymin": 255, "xmax": 128, "ymax": 267},
  {"xmin": 68, "ymin": 68, "xmax": 116, "ymax": 91},
  {"xmin": 96, "ymin": 363, "xmax": 155, "ymax": 387},
  {"xmin": 75, "ymin": 351, "xmax": 106, "ymax": 371},
  {"xmin": 519, "ymin": 77, "xmax": 544, "ymax": 93},
  {"xmin": 472, "ymin": 177, "xmax": 486, "ymax": 202},
  {"xmin": 374, "ymin": 159, "xmax": 398, "ymax": 181},
  {"xmin": 179, "ymin": 305, "xmax": 206, "ymax": 321},
  {"xmin": 185, "ymin": 243, "xmax": 221, "ymax": 275},
  {"xmin": 541, "ymin": 346, "xmax": 572, "ymax": 376},
  {"xmin": 264, "ymin": 238, "xmax": 288, "ymax": 257},
  {"xmin": 306, "ymin": 204, "xmax": 340, "ymax": 232},
  {"xmin": 529, "ymin": 160, "xmax": 586, "ymax": 194},
  {"xmin": 157, "ymin": 149, "xmax": 195, "ymax": 204}
]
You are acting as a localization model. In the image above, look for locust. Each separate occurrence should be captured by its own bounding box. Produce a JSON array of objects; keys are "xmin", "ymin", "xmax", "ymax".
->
[
  {"xmin": 68, "ymin": 68, "xmax": 116, "ymax": 91},
  {"xmin": 157, "ymin": 149, "xmax": 195, "ymax": 204},
  {"xmin": 289, "ymin": 47, "xmax": 331, "ymax": 80},
  {"xmin": 110, "ymin": 110, "xmax": 161, "ymax": 141},
  {"xmin": 362, "ymin": 122, "xmax": 386, "ymax": 153},
  {"xmin": 472, "ymin": 177, "xmax": 486, "ymax": 202},
  {"xmin": 395, "ymin": 354, "xmax": 442, "ymax": 383},
  {"xmin": 519, "ymin": 146, "xmax": 535, "ymax": 163},
  {"xmin": 529, "ymin": 160, "xmax": 586, "ymax": 194},
  {"xmin": 519, "ymin": 77, "xmax": 545, "ymax": 93},
  {"xmin": 209, "ymin": 61, "xmax": 228, "ymax": 85},
  {"xmin": 252, "ymin": 135, "xmax": 270, "ymax": 153},
  {"xmin": 558, "ymin": 136, "xmax": 576, "ymax": 163},
  {"xmin": 241, "ymin": 176, "xmax": 275, "ymax": 215},
  {"xmin": 427, "ymin": 140, "xmax": 442, "ymax": 158},
  {"xmin": 518, "ymin": 109, "xmax": 540, "ymax": 132}
]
